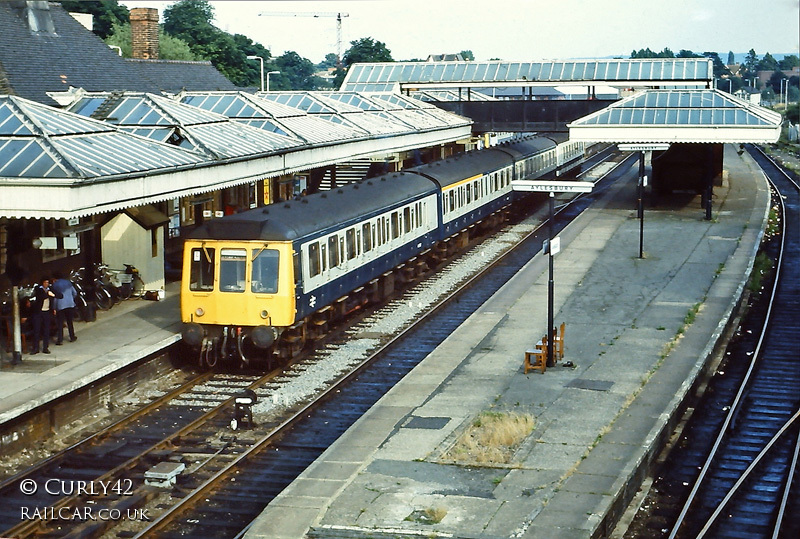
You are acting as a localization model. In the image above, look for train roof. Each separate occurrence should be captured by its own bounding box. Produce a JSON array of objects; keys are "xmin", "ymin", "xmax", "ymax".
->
[
  {"xmin": 409, "ymin": 135, "xmax": 557, "ymax": 187},
  {"xmin": 189, "ymin": 172, "xmax": 437, "ymax": 242}
]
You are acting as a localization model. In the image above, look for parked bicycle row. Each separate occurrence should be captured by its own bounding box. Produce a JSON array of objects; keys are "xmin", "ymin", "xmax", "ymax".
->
[{"xmin": 1, "ymin": 263, "xmax": 144, "ymax": 320}]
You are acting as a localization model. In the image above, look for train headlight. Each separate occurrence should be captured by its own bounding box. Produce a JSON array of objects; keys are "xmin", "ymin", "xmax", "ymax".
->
[
  {"xmin": 260, "ymin": 309, "xmax": 269, "ymax": 319},
  {"xmin": 195, "ymin": 307, "xmax": 205, "ymax": 317}
]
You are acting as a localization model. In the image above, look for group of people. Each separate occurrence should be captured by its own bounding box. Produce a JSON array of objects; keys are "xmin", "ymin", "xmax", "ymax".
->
[{"xmin": 23, "ymin": 272, "xmax": 78, "ymax": 356}]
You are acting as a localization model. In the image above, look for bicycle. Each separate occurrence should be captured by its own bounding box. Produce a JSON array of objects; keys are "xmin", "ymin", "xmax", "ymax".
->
[{"xmin": 119, "ymin": 263, "xmax": 145, "ymax": 299}]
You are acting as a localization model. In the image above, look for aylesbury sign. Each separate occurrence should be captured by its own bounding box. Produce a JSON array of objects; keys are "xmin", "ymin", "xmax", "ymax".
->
[{"xmin": 512, "ymin": 180, "xmax": 594, "ymax": 193}]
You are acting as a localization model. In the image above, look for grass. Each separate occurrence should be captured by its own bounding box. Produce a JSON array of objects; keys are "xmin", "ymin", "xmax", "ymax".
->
[
  {"xmin": 405, "ymin": 506, "xmax": 447, "ymax": 525},
  {"xmin": 442, "ymin": 410, "xmax": 535, "ymax": 465},
  {"xmin": 748, "ymin": 252, "xmax": 774, "ymax": 292}
]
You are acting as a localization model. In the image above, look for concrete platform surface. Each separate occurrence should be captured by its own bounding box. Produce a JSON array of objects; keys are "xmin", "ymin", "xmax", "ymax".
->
[
  {"xmin": 0, "ymin": 281, "xmax": 181, "ymax": 426},
  {"xmin": 245, "ymin": 145, "xmax": 770, "ymax": 539}
]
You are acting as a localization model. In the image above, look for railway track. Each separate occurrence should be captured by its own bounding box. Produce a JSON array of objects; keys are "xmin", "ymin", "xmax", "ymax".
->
[
  {"xmin": 622, "ymin": 145, "xmax": 800, "ymax": 539},
  {"xmin": 0, "ymin": 151, "xmax": 630, "ymax": 539},
  {"xmin": 130, "ymin": 153, "xmax": 634, "ymax": 538}
]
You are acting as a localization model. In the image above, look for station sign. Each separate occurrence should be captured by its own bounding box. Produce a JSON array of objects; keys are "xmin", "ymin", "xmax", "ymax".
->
[
  {"xmin": 543, "ymin": 236, "xmax": 561, "ymax": 255},
  {"xmin": 512, "ymin": 180, "xmax": 594, "ymax": 193},
  {"xmin": 618, "ymin": 143, "xmax": 671, "ymax": 152}
]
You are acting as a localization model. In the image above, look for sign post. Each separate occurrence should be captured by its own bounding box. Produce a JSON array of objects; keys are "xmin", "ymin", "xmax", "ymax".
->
[
  {"xmin": 618, "ymin": 144, "xmax": 670, "ymax": 258},
  {"xmin": 513, "ymin": 179, "xmax": 593, "ymax": 367}
]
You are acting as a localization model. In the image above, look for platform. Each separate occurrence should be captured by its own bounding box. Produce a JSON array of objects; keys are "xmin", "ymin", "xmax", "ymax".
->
[
  {"xmin": 0, "ymin": 282, "xmax": 181, "ymax": 427},
  {"xmin": 245, "ymin": 144, "xmax": 770, "ymax": 539}
]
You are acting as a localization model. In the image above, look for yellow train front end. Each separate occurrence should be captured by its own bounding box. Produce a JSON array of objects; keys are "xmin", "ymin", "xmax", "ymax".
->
[{"xmin": 180, "ymin": 239, "xmax": 296, "ymax": 362}]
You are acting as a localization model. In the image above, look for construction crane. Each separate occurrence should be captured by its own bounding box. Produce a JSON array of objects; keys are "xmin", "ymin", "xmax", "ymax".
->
[{"xmin": 257, "ymin": 11, "xmax": 350, "ymax": 67}]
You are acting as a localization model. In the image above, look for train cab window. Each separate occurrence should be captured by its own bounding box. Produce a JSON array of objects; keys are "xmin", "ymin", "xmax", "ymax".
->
[
  {"xmin": 403, "ymin": 207, "xmax": 411, "ymax": 233},
  {"xmin": 189, "ymin": 247, "xmax": 215, "ymax": 291},
  {"xmin": 219, "ymin": 248, "xmax": 246, "ymax": 293},
  {"xmin": 346, "ymin": 229, "xmax": 356, "ymax": 260},
  {"xmin": 251, "ymin": 249, "xmax": 280, "ymax": 294},
  {"xmin": 308, "ymin": 242, "xmax": 321, "ymax": 277},
  {"xmin": 328, "ymin": 236, "xmax": 339, "ymax": 267},
  {"xmin": 362, "ymin": 223, "xmax": 371, "ymax": 252}
]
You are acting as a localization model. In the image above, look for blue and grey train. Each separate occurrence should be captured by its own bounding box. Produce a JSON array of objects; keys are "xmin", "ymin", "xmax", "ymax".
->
[{"xmin": 181, "ymin": 135, "xmax": 585, "ymax": 366}]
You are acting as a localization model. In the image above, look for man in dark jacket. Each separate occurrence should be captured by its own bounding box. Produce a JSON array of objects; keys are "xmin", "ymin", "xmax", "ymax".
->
[
  {"xmin": 52, "ymin": 271, "xmax": 78, "ymax": 345},
  {"xmin": 28, "ymin": 277, "xmax": 61, "ymax": 354}
]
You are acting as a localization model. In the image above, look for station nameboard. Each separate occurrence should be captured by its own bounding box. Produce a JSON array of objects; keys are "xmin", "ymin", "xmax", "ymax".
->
[
  {"xmin": 512, "ymin": 180, "xmax": 594, "ymax": 193},
  {"xmin": 618, "ymin": 143, "xmax": 671, "ymax": 152}
]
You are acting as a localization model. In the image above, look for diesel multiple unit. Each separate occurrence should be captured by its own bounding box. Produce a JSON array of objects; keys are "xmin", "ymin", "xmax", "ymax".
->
[{"xmin": 181, "ymin": 135, "xmax": 585, "ymax": 367}]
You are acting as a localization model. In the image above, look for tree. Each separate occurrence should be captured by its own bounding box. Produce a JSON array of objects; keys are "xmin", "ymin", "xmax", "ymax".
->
[
  {"xmin": 779, "ymin": 55, "xmax": 799, "ymax": 71},
  {"xmin": 727, "ymin": 51, "xmax": 735, "ymax": 65},
  {"xmin": 60, "ymin": 0, "xmax": 128, "ymax": 39},
  {"xmin": 744, "ymin": 49, "xmax": 759, "ymax": 73},
  {"xmin": 757, "ymin": 52, "xmax": 779, "ymax": 72},
  {"xmin": 274, "ymin": 51, "xmax": 322, "ymax": 90},
  {"xmin": 163, "ymin": 0, "xmax": 251, "ymax": 86},
  {"xmin": 460, "ymin": 50, "xmax": 475, "ymax": 61},
  {"xmin": 334, "ymin": 37, "xmax": 393, "ymax": 88},
  {"xmin": 342, "ymin": 37, "xmax": 393, "ymax": 65}
]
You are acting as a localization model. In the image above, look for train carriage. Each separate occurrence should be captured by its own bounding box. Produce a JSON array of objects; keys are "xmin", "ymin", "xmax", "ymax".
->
[
  {"xmin": 181, "ymin": 135, "xmax": 588, "ymax": 367},
  {"xmin": 181, "ymin": 173, "xmax": 438, "ymax": 364}
]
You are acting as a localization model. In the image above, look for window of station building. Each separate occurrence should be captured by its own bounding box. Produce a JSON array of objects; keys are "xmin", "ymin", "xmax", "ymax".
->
[
  {"xmin": 189, "ymin": 247, "xmax": 215, "ymax": 291},
  {"xmin": 391, "ymin": 212, "xmax": 399, "ymax": 239},
  {"xmin": 403, "ymin": 207, "xmax": 411, "ymax": 233},
  {"xmin": 219, "ymin": 248, "xmax": 246, "ymax": 293},
  {"xmin": 251, "ymin": 248, "xmax": 279, "ymax": 294},
  {"xmin": 346, "ymin": 229, "xmax": 357, "ymax": 260},
  {"xmin": 328, "ymin": 236, "xmax": 339, "ymax": 267}
]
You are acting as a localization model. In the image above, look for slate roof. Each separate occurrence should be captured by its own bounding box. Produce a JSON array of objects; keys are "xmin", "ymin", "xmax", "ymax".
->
[{"xmin": 0, "ymin": 1, "xmax": 236, "ymax": 106}]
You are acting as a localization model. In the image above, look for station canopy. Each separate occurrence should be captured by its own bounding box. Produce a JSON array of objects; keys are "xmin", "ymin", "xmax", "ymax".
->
[
  {"xmin": 0, "ymin": 94, "xmax": 205, "ymax": 180},
  {"xmin": 340, "ymin": 58, "xmax": 713, "ymax": 92},
  {"xmin": 67, "ymin": 92, "xmax": 302, "ymax": 159},
  {"xmin": 568, "ymin": 89, "xmax": 782, "ymax": 143}
]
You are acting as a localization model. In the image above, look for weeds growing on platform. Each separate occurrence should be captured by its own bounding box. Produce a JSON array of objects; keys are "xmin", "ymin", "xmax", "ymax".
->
[{"xmin": 442, "ymin": 410, "xmax": 534, "ymax": 465}]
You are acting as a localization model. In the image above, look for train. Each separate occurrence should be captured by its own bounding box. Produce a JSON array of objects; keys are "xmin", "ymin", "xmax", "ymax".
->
[{"xmin": 180, "ymin": 134, "xmax": 586, "ymax": 367}]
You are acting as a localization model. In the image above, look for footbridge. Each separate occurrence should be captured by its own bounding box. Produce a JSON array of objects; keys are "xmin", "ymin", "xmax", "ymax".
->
[{"xmin": 340, "ymin": 58, "xmax": 714, "ymax": 133}]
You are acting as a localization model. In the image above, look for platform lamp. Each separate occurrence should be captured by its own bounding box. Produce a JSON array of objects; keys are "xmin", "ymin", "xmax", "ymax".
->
[
  {"xmin": 246, "ymin": 55, "xmax": 264, "ymax": 92},
  {"xmin": 266, "ymin": 71, "xmax": 280, "ymax": 92}
]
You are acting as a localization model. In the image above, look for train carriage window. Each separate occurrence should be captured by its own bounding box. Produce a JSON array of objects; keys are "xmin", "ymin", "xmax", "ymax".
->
[
  {"xmin": 403, "ymin": 207, "xmax": 411, "ymax": 233},
  {"xmin": 371, "ymin": 223, "xmax": 376, "ymax": 248},
  {"xmin": 320, "ymin": 244, "xmax": 327, "ymax": 272},
  {"xmin": 416, "ymin": 202, "xmax": 422, "ymax": 227},
  {"xmin": 391, "ymin": 212, "xmax": 399, "ymax": 239},
  {"xmin": 219, "ymin": 248, "xmax": 246, "ymax": 293},
  {"xmin": 328, "ymin": 236, "xmax": 339, "ymax": 267},
  {"xmin": 356, "ymin": 229, "xmax": 361, "ymax": 255},
  {"xmin": 189, "ymin": 247, "xmax": 215, "ymax": 291},
  {"xmin": 449, "ymin": 191, "xmax": 455, "ymax": 212},
  {"xmin": 377, "ymin": 219, "xmax": 383, "ymax": 245},
  {"xmin": 308, "ymin": 242, "xmax": 321, "ymax": 277},
  {"xmin": 251, "ymin": 248, "xmax": 280, "ymax": 294},
  {"xmin": 346, "ymin": 229, "xmax": 356, "ymax": 259},
  {"xmin": 466, "ymin": 184, "xmax": 472, "ymax": 204},
  {"xmin": 339, "ymin": 236, "xmax": 345, "ymax": 262}
]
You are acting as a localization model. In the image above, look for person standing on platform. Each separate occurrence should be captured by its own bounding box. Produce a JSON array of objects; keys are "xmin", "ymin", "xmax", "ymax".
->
[
  {"xmin": 29, "ymin": 277, "xmax": 60, "ymax": 355},
  {"xmin": 52, "ymin": 271, "xmax": 77, "ymax": 345}
]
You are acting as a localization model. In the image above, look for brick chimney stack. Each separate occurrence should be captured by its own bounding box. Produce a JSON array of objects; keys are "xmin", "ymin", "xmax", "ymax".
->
[{"xmin": 130, "ymin": 7, "xmax": 159, "ymax": 60}]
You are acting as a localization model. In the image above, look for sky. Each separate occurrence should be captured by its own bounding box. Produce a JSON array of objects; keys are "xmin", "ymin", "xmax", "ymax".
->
[{"xmin": 121, "ymin": 0, "xmax": 799, "ymax": 65}]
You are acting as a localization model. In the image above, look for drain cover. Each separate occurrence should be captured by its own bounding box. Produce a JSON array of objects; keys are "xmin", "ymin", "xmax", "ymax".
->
[{"xmin": 402, "ymin": 416, "xmax": 451, "ymax": 429}]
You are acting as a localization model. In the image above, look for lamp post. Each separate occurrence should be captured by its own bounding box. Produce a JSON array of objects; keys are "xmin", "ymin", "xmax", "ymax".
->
[
  {"xmin": 266, "ymin": 71, "xmax": 280, "ymax": 92},
  {"xmin": 246, "ymin": 55, "xmax": 264, "ymax": 92}
]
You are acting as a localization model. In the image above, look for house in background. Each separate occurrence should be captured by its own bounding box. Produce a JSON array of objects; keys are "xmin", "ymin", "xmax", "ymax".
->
[{"xmin": 0, "ymin": 1, "xmax": 236, "ymax": 107}]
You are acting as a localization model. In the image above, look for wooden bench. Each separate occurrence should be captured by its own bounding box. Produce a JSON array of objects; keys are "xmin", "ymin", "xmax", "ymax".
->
[{"xmin": 524, "ymin": 335, "xmax": 547, "ymax": 374}]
